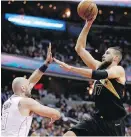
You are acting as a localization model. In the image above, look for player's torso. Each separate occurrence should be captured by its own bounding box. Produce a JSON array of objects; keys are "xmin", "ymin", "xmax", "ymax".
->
[
  {"xmin": 92, "ymin": 79, "xmax": 126, "ymax": 120},
  {"xmin": 1, "ymin": 95, "xmax": 33, "ymax": 137}
]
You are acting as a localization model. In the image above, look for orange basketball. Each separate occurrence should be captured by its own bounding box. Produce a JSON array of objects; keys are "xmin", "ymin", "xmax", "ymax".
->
[{"xmin": 77, "ymin": 0, "xmax": 98, "ymax": 21}]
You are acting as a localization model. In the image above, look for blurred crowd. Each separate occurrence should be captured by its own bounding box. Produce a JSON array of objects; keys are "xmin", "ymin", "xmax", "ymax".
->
[{"xmin": 2, "ymin": 21, "xmax": 131, "ymax": 70}]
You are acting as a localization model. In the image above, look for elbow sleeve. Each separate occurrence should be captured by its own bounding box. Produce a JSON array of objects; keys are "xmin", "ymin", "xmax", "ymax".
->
[{"xmin": 92, "ymin": 70, "xmax": 108, "ymax": 80}]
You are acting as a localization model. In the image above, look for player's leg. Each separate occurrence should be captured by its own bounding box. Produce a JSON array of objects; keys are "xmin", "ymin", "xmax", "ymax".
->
[
  {"xmin": 63, "ymin": 131, "xmax": 77, "ymax": 137},
  {"xmin": 110, "ymin": 119, "xmax": 125, "ymax": 136},
  {"xmin": 63, "ymin": 118, "xmax": 101, "ymax": 136},
  {"xmin": 93, "ymin": 116, "xmax": 126, "ymax": 136}
]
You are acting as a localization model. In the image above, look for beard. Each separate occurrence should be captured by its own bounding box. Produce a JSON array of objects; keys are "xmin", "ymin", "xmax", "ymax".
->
[{"xmin": 97, "ymin": 61, "xmax": 112, "ymax": 70}]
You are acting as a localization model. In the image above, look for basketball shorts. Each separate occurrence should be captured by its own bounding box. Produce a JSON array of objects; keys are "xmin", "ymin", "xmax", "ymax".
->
[{"xmin": 69, "ymin": 115, "xmax": 125, "ymax": 136}]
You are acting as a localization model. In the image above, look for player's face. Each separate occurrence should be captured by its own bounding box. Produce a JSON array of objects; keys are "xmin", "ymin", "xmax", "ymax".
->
[{"xmin": 102, "ymin": 48, "xmax": 114, "ymax": 63}]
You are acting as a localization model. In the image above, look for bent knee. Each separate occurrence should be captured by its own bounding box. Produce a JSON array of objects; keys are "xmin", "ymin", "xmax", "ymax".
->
[{"xmin": 63, "ymin": 131, "xmax": 77, "ymax": 137}]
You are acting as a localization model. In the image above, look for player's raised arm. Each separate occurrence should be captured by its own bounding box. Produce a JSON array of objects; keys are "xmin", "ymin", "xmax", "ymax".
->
[
  {"xmin": 20, "ymin": 98, "xmax": 61, "ymax": 121},
  {"xmin": 75, "ymin": 19, "xmax": 101, "ymax": 70},
  {"xmin": 28, "ymin": 43, "xmax": 53, "ymax": 89}
]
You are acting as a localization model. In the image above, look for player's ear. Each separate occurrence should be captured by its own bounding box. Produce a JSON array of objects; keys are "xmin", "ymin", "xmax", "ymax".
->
[
  {"xmin": 21, "ymin": 85, "xmax": 26, "ymax": 92},
  {"xmin": 23, "ymin": 75, "xmax": 27, "ymax": 79},
  {"xmin": 113, "ymin": 55, "xmax": 119, "ymax": 63}
]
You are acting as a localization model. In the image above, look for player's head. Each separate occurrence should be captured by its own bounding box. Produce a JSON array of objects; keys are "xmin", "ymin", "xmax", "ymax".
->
[
  {"xmin": 12, "ymin": 77, "xmax": 31, "ymax": 97},
  {"xmin": 98, "ymin": 47, "xmax": 122, "ymax": 70},
  {"xmin": 102, "ymin": 47, "xmax": 122, "ymax": 63}
]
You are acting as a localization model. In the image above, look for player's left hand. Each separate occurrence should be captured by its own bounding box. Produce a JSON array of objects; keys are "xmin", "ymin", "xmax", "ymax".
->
[
  {"xmin": 54, "ymin": 58, "xmax": 72, "ymax": 71},
  {"xmin": 45, "ymin": 42, "xmax": 53, "ymax": 64}
]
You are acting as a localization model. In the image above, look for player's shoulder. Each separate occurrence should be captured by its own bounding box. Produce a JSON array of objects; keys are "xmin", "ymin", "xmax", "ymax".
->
[
  {"xmin": 111, "ymin": 65, "xmax": 125, "ymax": 73},
  {"xmin": 3, "ymin": 98, "xmax": 10, "ymax": 106},
  {"xmin": 19, "ymin": 97, "xmax": 35, "ymax": 107}
]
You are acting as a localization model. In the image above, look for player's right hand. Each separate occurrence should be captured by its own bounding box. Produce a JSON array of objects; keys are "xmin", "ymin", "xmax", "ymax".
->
[{"xmin": 85, "ymin": 15, "xmax": 96, "ymax": 26}]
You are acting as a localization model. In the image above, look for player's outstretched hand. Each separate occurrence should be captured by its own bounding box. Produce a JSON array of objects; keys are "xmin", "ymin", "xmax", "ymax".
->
[
  {"xmin": 45, "ymin": 42, "xmax": 53, "ymax": 64},
  {"xmin": 54, "ymin": 58, "xmax": 72, "ymax": 71}
]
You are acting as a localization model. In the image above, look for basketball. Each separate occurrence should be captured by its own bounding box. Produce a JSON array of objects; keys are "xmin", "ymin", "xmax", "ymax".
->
[{"xmin": 77, "ymin": 0, "xmax": 98, "ymax": 21}]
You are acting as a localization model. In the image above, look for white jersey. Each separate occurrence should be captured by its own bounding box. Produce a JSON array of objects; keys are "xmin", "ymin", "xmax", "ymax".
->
[{"xmin": 1, "ymin": 95, "xmax": 33, "ymax": 137}]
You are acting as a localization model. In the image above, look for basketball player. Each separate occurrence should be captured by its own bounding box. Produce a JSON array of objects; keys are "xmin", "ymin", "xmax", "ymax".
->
[
  {"xmin": 54, "ymin": 19, "xmax": 127, "ymax": 136},
  {"xmin": 1, "ymin": 43, "xmax": 61, "ymax": 137}
]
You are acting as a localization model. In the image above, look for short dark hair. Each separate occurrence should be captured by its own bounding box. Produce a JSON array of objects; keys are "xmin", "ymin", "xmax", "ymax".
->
[{"xmin": 109, "ymin": 47, "xmax": 122, "ymax": 63}]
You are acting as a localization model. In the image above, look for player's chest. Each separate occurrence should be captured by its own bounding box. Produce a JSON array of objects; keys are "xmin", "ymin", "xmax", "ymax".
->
[{"xmin": 92, "ymin": 79, "xmax": 114, "ymax": 97}]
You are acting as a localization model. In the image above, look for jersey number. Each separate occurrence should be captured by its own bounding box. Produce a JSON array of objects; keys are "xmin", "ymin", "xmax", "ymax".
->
[
  {"xmin": 94, "ymin": 84, "xmax": 103, "ymax": 95},
  {"xmin": 1, "ymin": 112, "xmax": 9, "ymax": 130}
]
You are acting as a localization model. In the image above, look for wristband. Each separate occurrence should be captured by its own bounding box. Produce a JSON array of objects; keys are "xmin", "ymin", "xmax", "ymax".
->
[{"xmin": 39, "ymin": 62, "xmax": 48, "ymax": 73}]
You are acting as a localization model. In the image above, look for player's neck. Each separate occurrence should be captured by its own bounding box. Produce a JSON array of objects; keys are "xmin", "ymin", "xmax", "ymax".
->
[
  {"xmin": 107, "ymin": 62, "xmax": 117, "ymax": 69},
  {"xmin": 14, "ymin": 92, "xmax": 26, "ymax": 97}
]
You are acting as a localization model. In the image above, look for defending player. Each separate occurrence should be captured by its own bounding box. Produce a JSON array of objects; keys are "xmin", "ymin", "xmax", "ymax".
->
[{"xmin": 1, "ymin": 43, "xmax": 61, "ymax": 137}]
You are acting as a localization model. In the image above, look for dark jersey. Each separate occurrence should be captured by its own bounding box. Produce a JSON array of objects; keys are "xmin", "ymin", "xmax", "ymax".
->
[{"xmin": 93, "ymin": 78, "xmax": 126, "ymax": 120}]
